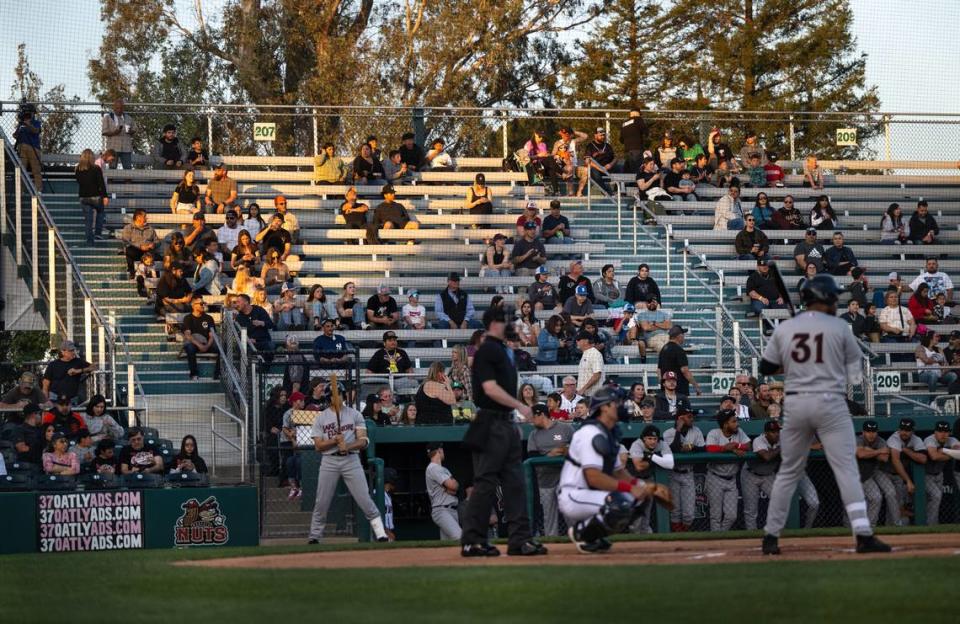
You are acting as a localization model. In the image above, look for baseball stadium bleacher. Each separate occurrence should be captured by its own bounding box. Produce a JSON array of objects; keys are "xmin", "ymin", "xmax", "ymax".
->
[{"xmin": 4, "ymin": 126, "xmax": 960, "ymax": 536}]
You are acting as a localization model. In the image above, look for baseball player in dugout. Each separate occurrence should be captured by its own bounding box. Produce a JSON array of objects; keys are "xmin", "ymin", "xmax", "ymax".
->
[
  {"xmin": 425, "ymin": 442, "xmax": 462, "ymax": 540},
  {"xmin": 662, "ymin": 406, "xmax": 705, "ymax": 531},
  {"xmin": 559, "ymin": 385, "xmax": 673, "ymax": 553},
  {"xmin": 460, "ymin": 308, "xmax": 547, "ymax": 557},
  {"xmin": 760, "ymin": 275, "xmax": 891, "ymax": 555},
  {"xmin": 307, "ymin": 377, "xmax": 389, "ymax": 544},
  {"xmin": 704, "ymin": 409, "xmax": 750, "ymax": 531}
]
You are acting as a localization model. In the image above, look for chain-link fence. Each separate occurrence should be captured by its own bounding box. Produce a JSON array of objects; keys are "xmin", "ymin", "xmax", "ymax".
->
[{"xmin": 3, "ymin": 102, "xmax": 960, "ymax": 170}]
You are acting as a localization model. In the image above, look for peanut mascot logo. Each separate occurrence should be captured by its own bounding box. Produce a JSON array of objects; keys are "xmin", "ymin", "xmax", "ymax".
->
[{"xmin": 174, "ymin": 496, "xmax": 230, "ymax": 546}]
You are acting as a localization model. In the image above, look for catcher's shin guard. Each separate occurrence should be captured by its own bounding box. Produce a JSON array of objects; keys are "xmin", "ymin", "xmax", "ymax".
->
[{"xmin": 575, "ymin": 492, "xmax": 636, "ymax": 542}]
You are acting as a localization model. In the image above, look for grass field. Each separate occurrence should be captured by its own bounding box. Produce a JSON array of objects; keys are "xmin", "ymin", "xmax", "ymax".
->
[{"xmin": 3, "ymin": 527, "xmax": 960, "ymax": 623}]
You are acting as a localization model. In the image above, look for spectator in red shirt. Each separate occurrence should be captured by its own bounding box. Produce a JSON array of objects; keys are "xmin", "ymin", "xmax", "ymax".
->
[
  {"xmin": 763, "ymin": 152, "xmax": 785, "ymax": 187},
  {"xmin": 515, "ymin": 201, "xmax": 542, "ymax": 239},
  {"xmin": 546, "ymin": 392, "xmax": 569, "ymax": 421},
  {"xmin": 908, "ymin": 283, "xmax": 938, "ymax": 324}
]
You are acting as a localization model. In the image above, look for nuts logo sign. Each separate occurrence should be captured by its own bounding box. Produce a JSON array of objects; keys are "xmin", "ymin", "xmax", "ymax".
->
[{"xmin": 174, "ymin": 496, "xmax": 230, "ymax": 546}]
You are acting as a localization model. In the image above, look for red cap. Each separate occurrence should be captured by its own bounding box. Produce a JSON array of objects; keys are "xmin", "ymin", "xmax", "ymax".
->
[
  {"xmin": 662, "ymin": 371, "xmax": 677, "ymax": 380},
  {"xmin": 289, "ymin": 391, "xmax": 306, "ymax": 405}
]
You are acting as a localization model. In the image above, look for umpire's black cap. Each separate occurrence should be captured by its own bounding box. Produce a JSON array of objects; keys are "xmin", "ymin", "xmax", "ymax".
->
[
  {"xmin": 898, "ymin": 418, "xmax": 915, "ymax": 431},
  {"xmin": 862, "ymin": 420, "xmax": 879, "ymax": 432},
  {"xmin": 800, "ymin": 274, "xmax": 842, "ymax": 306}
]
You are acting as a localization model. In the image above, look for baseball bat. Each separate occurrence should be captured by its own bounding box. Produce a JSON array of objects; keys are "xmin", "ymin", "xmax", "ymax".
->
[{"xmin": 770, "ymin": 261, "xmax": 796, "ymax": 317}]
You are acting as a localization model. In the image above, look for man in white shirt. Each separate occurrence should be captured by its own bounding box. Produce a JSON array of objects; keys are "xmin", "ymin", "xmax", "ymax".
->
[
  {"xmin": 401, "ymin": 290, "xmax": 428, "ymax": 329},
  {"xmin": 877, "ymin": 290, "xmax": 916, "ymax": 342},
  {"xmin": 425, "ymin": 138, "xmax": 455, "ymax": 171},
  {"xmin": 713, "ymin": 183, "xmax": 743, "ymax": 231},
  {"xmin": 576, "ymin": 332, "xmax": 605, "ymax": 397},
  {"xmin": 216, "ymin": 211, "xmax": 243, "ymax": 254},
  {"xmin": 558, "ymin": 376, "xmax": 583, "ymax": 414},
  {"xmin": 909, "ymin": 257, "xmax": 954, "ymax": 301}
]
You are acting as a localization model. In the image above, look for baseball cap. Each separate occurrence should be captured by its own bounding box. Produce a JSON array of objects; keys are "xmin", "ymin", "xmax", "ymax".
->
[
  {"xmin": 288, "ymin": 391, "xmax": 306, "ymax": 405},
  {"xmin": 377, "ymin": 283, "xmax": 390, "ymax": 295},
  {"xmin": 534, "ymin": 266, "xmax": 549, "ymax": 276},
  {"xmin": 575, "ymin": 331, "xmax": 595, "ymax": 343},
  {"xmin": 898, "ymin": 418, "xmax": 915, "ymax": 431},
  {"xmin": 950, "ymin": 330, "xmax": 960, "ymax": 340},
  {"xmin": 764, "ymin": 420, "xmax": 781, "ymax": 432},
  {"xmin": 60, "ymin": 340, "xmax": 77, "ymax": 351},
  {"xmin": 408, "ymin": 290, "xmax": 419, "ymax": 298},
  {"xmin": 676, "ymin": 404, "xmax": 695, "ymax": 416},
  {"xmin": 935, "ymin": 421, "xmax": 951, "ymax": 432},
  {"xmin": 95, "ymin": 438, "xmax": 115, "ymax": 453},
  {"xmin": 670, "ymin": 157, "xmax": 685, "ymax": 166},
  {"xmin": 663, "ymin": 130, "xmax": 673, "ymax": 139},
  {"xmin": 56, "ymin": 394, "xmax": 71, "ymax": 405},
  {"xmin": 716, "ymin": 409, "xmax": 737, "ymax": 425},
  {"xmin": 22, "ymin": 402, "xmax": 41, "ymax": 417},
  {"xmin": 645, "ymin": 293, "xmax": 658, "ymax": 302},
  {"xmin": 193, "ymin": 211, "xmax": 206, "ymax": 221},
  {"xmin": 641, "ymin": 425, "xmax": 660, "ymax": 439},
  {"xmin": 281, "ymin": 282, "xmax": 291, "ymax": 293},
  {"xmin": 720, "ymin": 394, "xmax": 736, "ymax": 404},
  {"xmin": 668, "ymin": 325, "xmax": 688, "ymax": 338},
  {"xmin": 639, "ymin": 397, "xmax": 656, "ymax": 409},
  {"xmin": 447, "ymin": 272, "xmax": 461, "ymax": 282},
  {"xmin": 888, "ymin": 272, "xmax": 899, "ymax": 281},
  {"xmin": 451, "ymin": 380, "xmax": 464, "ymax": 390},
  {"xmin": 321, "ymin": 317, "xmax": 334, "ymax": 326},
  {"xmin": 623, "ymin": 303, "xmax": 636, "ymax": 313},
  {"xmin": 532, "ymin": 403, "xmax": 549, "ymax": 416},
  {"xmin": 805, "ymin": 227, "xmax": 817, "ymax": 235},
  {"xmin": 525, "ymin": 200, "xmax": 538, "ymax": 210},
  {"xmin": 662, "ymin": 371, "xmax": 677, "ymax": 381},
  {"xmin": 51, "ymin": 432, "xmax": 67, "ymax": 443},
  {"xmin": 862, "ymin": 420, "xmax": 879, "ymax": 432},
  {"xmin": 757, "ymin": 258, "xmax": 768, "ymax": 267},
  {"xmin": 493, "ymin": 233, "xmax": 506, "ymax": 241},
  {"xmin": 426, "ymin": 442, "xmax": 443, "ymax": 453},
  {"xmin": 383, "ymin": 467, "xmax": 399, "ymax": 485},
  {"xmin": 595, "ymin": 127, "xmax": 606, "ymax": 134},
  {"xmin": 575, "ymin": 285, "xmax": 588, "ymax": 296},
  {"xmin": 523, "ymin": 220, "xmax": 538, "ymax": 230},
  {"xmin": 383, "ymin": 331, "xmax": 398, "ymax": 341},
  {"xmin": 381, "ymin": 184, "xmax": 396, "ymax": 196}
]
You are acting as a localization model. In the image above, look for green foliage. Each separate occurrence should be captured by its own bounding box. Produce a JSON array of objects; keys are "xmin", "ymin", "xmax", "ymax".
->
[
  {"xmin": 0, "ymin": 330, "xmax": 52, "ymax": 389},
  {"xmin": 8, "ymin": 44, "xmax": 82, "ymax": 153}
]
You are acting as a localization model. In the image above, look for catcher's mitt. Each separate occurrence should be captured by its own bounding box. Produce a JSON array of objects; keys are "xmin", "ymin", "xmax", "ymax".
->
[{"xmin": 645, "ymin": 483, "xmax": 674, "ymax": 511}]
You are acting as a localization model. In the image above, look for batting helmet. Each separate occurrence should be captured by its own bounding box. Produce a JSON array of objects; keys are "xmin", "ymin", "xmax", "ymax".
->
[
  {"xmin": 322, "ymin": 380, "xmax": 347, "ymax": 403},
  {"xmin": 800, "ymin": 274, "xmax": 842, "ymax": 306}
]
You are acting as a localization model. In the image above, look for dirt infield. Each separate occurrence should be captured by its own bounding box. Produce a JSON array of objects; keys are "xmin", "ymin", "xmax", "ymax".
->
[{"xmin": 182, "ymin": 533, "xmax": 960, "ymax": 570}]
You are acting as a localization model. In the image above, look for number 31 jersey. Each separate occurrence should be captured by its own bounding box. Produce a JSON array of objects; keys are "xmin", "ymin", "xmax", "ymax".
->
[{"xmin": 761, "ymin": 311, "xmax": 863, "ymax": 392}]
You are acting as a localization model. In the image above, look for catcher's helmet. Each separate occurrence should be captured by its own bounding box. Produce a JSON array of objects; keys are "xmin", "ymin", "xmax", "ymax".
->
[{"xmin": 800, "ymin": 274, "xmax": 842, "ymax": 306}]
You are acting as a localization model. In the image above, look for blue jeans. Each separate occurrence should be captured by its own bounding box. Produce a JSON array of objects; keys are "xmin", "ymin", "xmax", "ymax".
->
[
  {"xmin": 737, "ymin": 254, "xmax": 756, "ymax": 260},
  {"xmin": 285, "ymin": 452, "xmax": 302, "ymax": 485},
  {"xmin": 727, "ymin": 218, "xmax": 744, "ymax": 230},
  {"xmin": 278, "ymin": 308, "xmax": 305, "ymax": 330},
  {"xmin": 109, "ymin": 152, "xmax": 133, "ymax": 170},
  {"xmin": 750, "ymin": 299, "xmax": 785, "ymax": 315},
  {"xmin": 919, "ymin": 370, "xmax": 958, "ymax": 393},
  {"xmin": 81, "ymin": 197, "xmax": 105, "ymax": 243}
]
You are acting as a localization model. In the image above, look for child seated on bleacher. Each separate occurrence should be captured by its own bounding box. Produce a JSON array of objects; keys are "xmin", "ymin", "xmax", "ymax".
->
[
  {"xmin": 745, "ymin": 153, "xmax": 766, "ymax": 187},
  {"xmin": 764, "ymin": 153, "xmax": 785, "ymax": 187},
  {"xmin": 135, "ymin": 252, "xmax": 160, "ymax": 302}
]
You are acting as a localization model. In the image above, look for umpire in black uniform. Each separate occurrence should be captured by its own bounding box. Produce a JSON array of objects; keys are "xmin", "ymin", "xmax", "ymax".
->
[{"xmin": 460, "ymin": 308, "xmax": 548, "ymax": 557}]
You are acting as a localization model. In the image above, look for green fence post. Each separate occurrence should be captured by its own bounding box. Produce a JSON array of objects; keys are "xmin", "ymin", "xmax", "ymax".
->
[
  {"xmin": 523, "ymin": 458, "xmax": 537, "ymax": 530},
  {"xmin": 358, "ymin": 457, "xmax": 385, "ymax": 543},
  {"xmin": 654, "ymin": 468, "xmax": 671, "ymax": 534}
]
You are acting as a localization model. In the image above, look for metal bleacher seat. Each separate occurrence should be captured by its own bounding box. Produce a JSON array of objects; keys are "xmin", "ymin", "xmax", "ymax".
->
[
  {"xmin": 0, "ymin": 473, "xmax": 33, "ymax": 491},
  {"xmin": 165, "ymin": 471, "xmax": 210, "ymax": 487},
  {"xmin": 34, "ymin": 474, "xmax": 78, "ymax": 491},
  {"xmin": 79, "ymin": 472, "xmax": 120, "ymax": 490},
  {"xmin": 121, "ymin": 473, "xmax": 163, "ymax": 489}
]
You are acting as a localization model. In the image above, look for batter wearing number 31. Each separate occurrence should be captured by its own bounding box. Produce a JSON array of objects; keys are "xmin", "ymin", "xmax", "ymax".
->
[{"xmin": 759, "ymin": 275, "xmax": 890, "ymax": 555}]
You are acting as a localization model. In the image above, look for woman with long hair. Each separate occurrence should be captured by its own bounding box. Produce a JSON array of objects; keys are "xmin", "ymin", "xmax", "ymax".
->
[
  {"xmin": 261, "ymin": 249, "xmax": 292, "ymax": 295},
  {"xmin": 335, "ymin": 282, "xmax": 362, "ymax": 330},
  {"xmin": 352, "ymin": 143, "xmax": 385, "ymax": 186},
  {"xmin": 908, "ymin": 283, "xmax": 938, "ymax": 324},
  {"xmin": 42, "ymin": 432, "xmax": 79, "ymax": 476},
  {"xmin": 170, "ymin": 168, "xmax": 201, "ymax": 215},
  {"xmin": 414, "ymin": 361, "xmax": 455, "ymax": 425},
  {"xmin": 482, "ymin": 233, "xmax": 513, "ymax": 291},
  {"xmin": 84, "ymin": 394, "xmax": 124, "ymax": 442},
  {"xmin": 537, "ymin": 314, "xmax": 567, "ymax": 364},
  {"xmin": 163, "ymin": 231, "xmax": 194, "ymax": 271},
  {"xmin": 448, "ymin": 344, "xmax": 473, "ymax": 401},
  {"xmin": 881, "ymin": 203, "xmax": 911, "ymax": 245},
  {"xmin": 243, "ymin": 202, "xmax": 266, "ymax": 238},
  {"xmin": 230, "ymin": 264, "xmax": 261, "ymax": 298},
  {"xmin": 465, "ymin": 172, "xmax": 494, "ymax": 215},
  {"xmin": 518, "ymin": 382, "xmax": 538, "ymax": 408},
  {"xmin": 305, "ymin": 284, "xmax": 338, "ymax": 330},
  {"xmin": 524, "ymin": 130, "xmax": 560, "ymax": 194},
  {"xmin": 810, "ymin": 195, "xmax": 838, "ymax": 231},
  {"xmin": 514, "ymin": 300, "xmax": 540, "ymax": 347},
  {"xmin": 173, "ymin": 434, "xmax": 208, "ymax": 473},
  {"xmin": 751, "ymin": 192, "xmax": 775, "ymax": 229},
  {"xmin": 398, "ymin": 403, "xmax": 418, "ymax": 426},
  {"xmin": 75, "ymin": 148, "xmax": 108, "ymax": 244},
  {"xmin": 230, "ymin": 229, "xmax": 261, "ymax": 272}
]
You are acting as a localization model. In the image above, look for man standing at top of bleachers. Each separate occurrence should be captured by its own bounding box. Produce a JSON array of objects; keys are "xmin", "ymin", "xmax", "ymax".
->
[
  {"xmin": 619, "ymin": 109, "xmax": 648, "ymax": 175},
  {"xmin": 398, "ymin": 132, "xmax": 425, "ymax": 172},
  {"xmin": 910, "ymin": 257, "xmax": 953, "ymax": 301},
  {"xmin": 101, "ymin": 99, "xmax": 135, "ymax": 170},
  {"xmin": 205, "ymin": 163, "xmax": 238, "ymax": 214}
]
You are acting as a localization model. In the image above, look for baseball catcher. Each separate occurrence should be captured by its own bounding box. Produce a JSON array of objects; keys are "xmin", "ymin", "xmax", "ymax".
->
[
  {"xmin": 307, "ymin": 375, "xmax": 389, "ymax": 544},
  {"xmin": 559, "ymin": 385, "xmax": 673, "ymax": 553}
]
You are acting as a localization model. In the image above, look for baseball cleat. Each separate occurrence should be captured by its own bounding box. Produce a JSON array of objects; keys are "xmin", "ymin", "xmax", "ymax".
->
[
  {"xmin": 856, "ymin": 535, "xmax": 891, "ymax": 554},
  {"xmin": 761, "ymin": 534, "xmax": 781, "ymax": 555},
  {"xmin": 568, "ymin": 526, "xmax": 606, "ymax": 554},
  {"xmin": 461, "ymin": 543, "xmax": 501, "ymax": 557},
  {"xmin": 307, "ymin": 539, "xmax": 319, "ymax": 545},
  {"xmin": 507, "ymin": 540, "xmax": 548, "ymax": 556}
]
